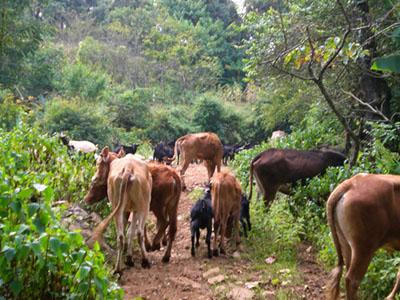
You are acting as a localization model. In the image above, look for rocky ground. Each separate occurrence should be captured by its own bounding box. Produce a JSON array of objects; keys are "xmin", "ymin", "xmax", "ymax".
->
[{"xmin": 63, "ymin": 163, "xmax": 329, "ymax": 300}]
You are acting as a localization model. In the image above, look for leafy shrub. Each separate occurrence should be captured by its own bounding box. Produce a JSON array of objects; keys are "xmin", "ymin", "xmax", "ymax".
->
[
  {"xmin": 0, "ymin": 91, "xmax": 24, "ymax": 131},
  {"xmin": 42, "ymin": 98, "xmax": 113, "ymax": 147},
  {"xmin": 53, "ymin": 63, "xmax": 109, "ymax": 101},
  {"xmin": 0, "ymin": 125, "xmax": 123, "ymax": 299},
  {"xmin": 108, "ymin": 90, "xmax": 151, "ymax": 130}
]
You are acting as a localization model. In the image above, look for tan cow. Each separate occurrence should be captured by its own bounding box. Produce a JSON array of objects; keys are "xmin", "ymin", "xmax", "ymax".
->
[
  {"xmin": 211, "ymin": 170, "xmax": 241, "ymax": 256},
  {"xmin": 85, "ymin": 151, "xmax": 181, "ymax": 264},
  {"xmin": 326, "ymin": 173, "xmax": 400, "ymax": 300},
  {"xmin": 88, "ymin": 147, "xmax": 152, "ymax": 273},
  {"xmin": 146, "ymin": 162, "xmax": 181, "ymax": 263},
  {"xmin": 167, "ymin": 132, "xmax": 223, "ymax": 189}
]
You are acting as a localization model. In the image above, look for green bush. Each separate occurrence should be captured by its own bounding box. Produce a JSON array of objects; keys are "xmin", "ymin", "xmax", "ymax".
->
[
  {"xmin": 0, "ymin": 125, "xmax": 123, "ymax": 299},
  {"xmin": 53, "ymin": 63, "xmax": 109, "ymax": 101},
  {"xmin": 0, "ymin": 91, "xmax": 24, "ymax": 131},
  {"xmin": 42, "ymin": 98, "xmax": 113, "ymax": 147}
]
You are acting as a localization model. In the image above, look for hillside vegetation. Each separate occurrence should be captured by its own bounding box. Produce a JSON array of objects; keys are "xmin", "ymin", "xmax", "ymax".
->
[{"xmin": 0, "ymin": 0, "xmax": 400, "ymax": 299}]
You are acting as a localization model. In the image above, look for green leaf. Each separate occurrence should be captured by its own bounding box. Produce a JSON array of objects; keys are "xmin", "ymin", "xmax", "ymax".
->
[
  {"xmin": 10, "ymin": 280, "xmax": 23, "ymax": 297},
  {"xmin": 27, "ymin": 203, "xmax": 40, "ymax": 217},
  {"xmin": 10, "ymin": 200, "xmax": 21, "ymax": 214},
  {"xmin": 3, "ymin": 246, "xmax": 16, "ymax": 262},
  {"xmin": 18, "ymin": 188, "xmax": 33, "ymax": 200},
  {"xmin": 371, "ymin": 54, "xmax": 400, "ymax": 73}
]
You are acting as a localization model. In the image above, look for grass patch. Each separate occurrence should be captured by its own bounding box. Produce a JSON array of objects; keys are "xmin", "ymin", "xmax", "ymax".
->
[{"xmin": 187, "ymin": 187, "xmax": 205, "ymax": 203}]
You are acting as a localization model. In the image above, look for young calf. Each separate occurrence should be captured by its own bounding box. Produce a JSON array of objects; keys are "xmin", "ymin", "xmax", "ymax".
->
[
  {"xmin": 240, "ymin": 193, "xmax": 251, "ymax": 238},
  {"xmin": 212, "ymin": 171, "xmax": 242, "ymax": 256},
  {"xmin": 190, "ymin": 188, "xmax": 213, "ymax": 258}
]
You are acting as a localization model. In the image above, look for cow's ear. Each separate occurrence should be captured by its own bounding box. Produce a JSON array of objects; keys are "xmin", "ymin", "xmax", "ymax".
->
[
  {"xmin": 117, "ymin": 148, "xmax": 125, "ymax": 158},
  {"xmin": 101, "ymin": 146, "xmax": 110, "ymax": 162}
]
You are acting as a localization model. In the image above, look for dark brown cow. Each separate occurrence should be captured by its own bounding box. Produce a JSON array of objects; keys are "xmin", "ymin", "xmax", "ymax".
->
[
  {"xmin": 211, "ymin": 170, "xmax": 242, "ymax": 256},
  {"xmin": 146, "ymin": 162, "xmax": 181, "ymax": 263},
  {"xmin": 248, "ymin": 148, "xmax": 346, "ymax": 208},
  {"xmin": 84, "ymin": 151, "xmax": 181, "ymax": 263},
  {"xmin": 87, "ymin": 147, "xmax": 152, "ymax": 273},
  {"xmin": 167, "ymin": 132, "xmax": 223, "ymax": 189},
  {"xmin": 326, "ymin": 173, "xmax": 400, "ymax": 300}
]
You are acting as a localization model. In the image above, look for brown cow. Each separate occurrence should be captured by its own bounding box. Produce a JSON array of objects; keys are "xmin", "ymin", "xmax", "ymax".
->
[
  {"xmin": 167, "ymin": 132, "xmax": 223, "ymax": 189},
  {"xmin": 84, "ymin": 151, "xmax": 181, "ymax": 264},
  {"xmin": 326, "ymin": 173, "xmax": 400, "ymax": 300},
  {"xmin": 146, "ymin": 162, "xmax": 181, "ymax": 263},
  {"xmin": 87, "ymin": 147, "xmax": 152, "ymax": 273},
  {"xmin": 248, "ymin": 148, "xmax": 346, "ymax": 208},
  {"xmin": 211, "ymin": 170, "xmax": 242, "ymax": 256}
]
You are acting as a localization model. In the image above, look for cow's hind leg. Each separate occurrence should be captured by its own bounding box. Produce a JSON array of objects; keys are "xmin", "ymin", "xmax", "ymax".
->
[
  {"xmin": 125, "ymin": 213, "xmax": 137, "ymax": 267},
  {"xmin": 114, "ymin": 210, "xmax": 126, "ymax": 274},
  {"xmin": 137, "ymin": 212, "xmax": 151, "ymax": 268},
  {"xmin": 345, "ymin": 248, "xmax": 374, "ymax": 300},
  {"xmin": 151, "ymin": 217, "xmax": 166, "ymax": 251},
  {"xmin": 180, "ymin": 160, "xmax": 190, "ymax": 190},
  {"xmin": 213, "ymin": 220, "xmax": 220, "ymax": 256},
  {"xmin": 219, "ymin": 217, "xmax": 228, "ymax": 255},
  {"xmin": 162, "ymin": 211, "xmax": 177, "ymax": 263}
]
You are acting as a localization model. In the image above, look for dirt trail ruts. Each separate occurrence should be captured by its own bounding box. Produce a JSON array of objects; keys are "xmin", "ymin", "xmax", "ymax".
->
[{"xmin": 120, "ymin": 163, "xmax": 328, "ymax": 299}]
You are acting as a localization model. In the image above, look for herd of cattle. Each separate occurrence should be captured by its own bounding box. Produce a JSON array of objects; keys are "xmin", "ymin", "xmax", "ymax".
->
[{"xmin": 60, "ymin": 131, "xmax": 400, "ymax": 299}]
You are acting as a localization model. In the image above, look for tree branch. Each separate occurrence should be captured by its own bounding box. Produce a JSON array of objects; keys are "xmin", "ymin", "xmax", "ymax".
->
[{"xmin": 342, "ymin": 89, "xmax": 390, "ymax": 121}]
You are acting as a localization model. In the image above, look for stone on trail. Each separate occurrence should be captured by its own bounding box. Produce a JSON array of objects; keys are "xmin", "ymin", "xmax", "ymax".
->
[
  {"xmin": 203, "ymin": 267, "xmax": 220, "ymax": 279},
  {"xmin": 208, "ymin": 275, "xmax": 225, "ymax": 285},
  {"xmin": 232, "ymin": 251, "xmax": 241, "ymax": 259},
  {"xmin": 244, "ymin": 281, "xmax": 259, "ymax": 289},
  {"xmin": 228, "ymin": 287, "xmax": 254, "ymax": 300}
]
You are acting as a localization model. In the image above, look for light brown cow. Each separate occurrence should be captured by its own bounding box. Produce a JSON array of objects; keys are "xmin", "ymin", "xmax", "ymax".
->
[
  {"xmin": 146, "ymin": 162, "xmax": 181, "ymax": 263},
  {"xmin": 87, "ymin": 147, "xmax": 152, "ymax": 273},
  {"xmin": 167, "ymin": 132, "xmax": 223, "ymax": 189},
  {"xmin": 326, "ymin": 173, "xmax": 400, "ymax": 300},
  {"xmin": 84, "ymin": 151, "xmax": 181, "ymax": 264},
  {"xmin": 211, "ymin": 170, "xmax": 242, "ymax": 256}
]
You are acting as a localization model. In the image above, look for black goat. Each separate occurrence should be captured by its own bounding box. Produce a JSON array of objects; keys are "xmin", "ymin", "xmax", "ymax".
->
[
  {"xmin": 240, "ymin": 193, "xmax": 251, "ymax": 237},
  {"xmin": 113, "ymin": 143, "xmax": 138, "ymax": 155},
  {"xmin": 190, "ymin": 188, "xmax": 213, "ymax": 258}
]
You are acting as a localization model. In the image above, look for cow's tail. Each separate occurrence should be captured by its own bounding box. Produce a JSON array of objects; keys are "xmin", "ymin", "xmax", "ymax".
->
[
  {"xmin": 165, "ymin": 137, "xmax": 183, "ymax": 163},
  {"xmin": 325, "ymin": 181, "xmax": 349, "ymax": 300},
  {"xmin": 248, "ymin": 159, "xmax": 254, "ymax": 201},
  {"xmin": 89, "ymin": 171, "xmax": 133, "ymax": 247}
]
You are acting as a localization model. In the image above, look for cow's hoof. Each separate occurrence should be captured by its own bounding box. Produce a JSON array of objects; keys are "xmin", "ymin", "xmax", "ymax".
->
[
  {"xmin": 207, "ymin": 252, "xmax": 212, "ymax": 259},
  {"xmin": 125, "ymin": 255, "xmax": 134, "ymax": 267},
  {"xmin": 195, "ymin": 242, "xmax": 200, "ymax": 248},
  {"xmin": 191, "ymin": 249, "xmax": 195, "ymax": 257},
  {"xmin": 152, "ymin": 243, "xmax": 161, "ymax": 251},
  {"xmin": 220, "ymin": 248, "xmax": 226, "ymax": 255},
  {"xmin": 162, "ymin": 238, "xmax": 168, "ymax": 246},
  {"xmin": 145, "ymin": 243, "xmax": 152, "ymax": 251},
  {"xmin": 141, "ymin": 258, "xmax": 151, "ymax": 269},
  {"xmin": 162, "ymin": 256, "xmax": 170, "ymax": 263},
  {"xmin": 113, "ymin": 268, "xmax": 122, "ymax": 276},
  {"xmin": 213, "ymin": 249, "xmax": 219, "ymax": 257}
]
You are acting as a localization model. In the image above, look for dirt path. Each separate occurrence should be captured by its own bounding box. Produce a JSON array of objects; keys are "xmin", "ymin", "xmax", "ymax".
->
[{"xmin": 121, "ymin": 164, "xmax": 328, "ymax": 299}]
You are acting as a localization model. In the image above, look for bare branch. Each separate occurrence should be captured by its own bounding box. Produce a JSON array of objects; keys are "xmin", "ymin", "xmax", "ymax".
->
[{"xmin": 342, "ymin": 89, "xmax": 390, "ymax": 121}]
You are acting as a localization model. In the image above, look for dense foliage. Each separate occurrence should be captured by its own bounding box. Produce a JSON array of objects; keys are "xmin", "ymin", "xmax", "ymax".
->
[{"xmin": 0, "ymin": 124, "xmax": 122, "ymax": 299}]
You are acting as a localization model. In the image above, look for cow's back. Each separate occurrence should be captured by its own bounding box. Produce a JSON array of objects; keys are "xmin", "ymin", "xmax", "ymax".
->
[
  {"xmin": 254, "ymin": 148, "xmax": 341, "ymax": 183},
  {"xmin": 212, "ymin": 171, "xmax": 241, "ymax": 218},
  {"xmin": 181, "ymin": 132, "xmax": 223, "ymax": 160},
  {"xmin": 108, "ymin": 155, "xmax": 152, "ymax": 212}
]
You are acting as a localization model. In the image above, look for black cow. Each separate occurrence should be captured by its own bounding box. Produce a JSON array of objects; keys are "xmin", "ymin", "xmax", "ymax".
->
[
  {"xmin": 153, "ymin": 142, "xmax": 174, "ymax": 164},
  {"xmin": 240, "ymin": 193, "xmax": 251, "ymax": 237},
  {"xmin": 113, "ymin": 143, "xmax": 138, "ymax": 155},
  {"xmin": 190, "ymin": 188, "xmax": 213, "ymax": 258}
]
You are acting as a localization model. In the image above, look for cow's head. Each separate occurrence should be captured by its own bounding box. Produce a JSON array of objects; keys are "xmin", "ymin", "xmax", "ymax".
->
[{"xmin": 84, "ymin": 147, "xmax": 124, "ymax": 204}]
